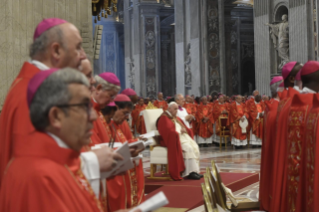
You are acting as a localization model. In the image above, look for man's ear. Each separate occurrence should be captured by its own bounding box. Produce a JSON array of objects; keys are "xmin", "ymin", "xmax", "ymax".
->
[
  {"xmin": 289, "ymin": 75, "xmax": 295, "ymax": 84},
  {"xmin": 48, "ymin": 107, "xmax": 64, "ymax": 130},
  {"xmin": 51, "ymin": 42, "xmax": 62, "ymax": 62}
]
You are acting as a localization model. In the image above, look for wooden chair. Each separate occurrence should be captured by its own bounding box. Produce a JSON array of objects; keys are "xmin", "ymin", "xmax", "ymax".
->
[
  {"xmin": 143, "ymin": 109, "xmax": 172, "ymax": 180},
  {"xmin": 209, "ymin": 160, "xmax": 260, "ymax": 212},
  {"xmin": 218, "ymin": 117, "xmax": 230, "ymax": 151}
]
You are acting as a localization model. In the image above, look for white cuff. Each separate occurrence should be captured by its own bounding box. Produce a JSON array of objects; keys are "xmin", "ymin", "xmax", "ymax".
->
[{"xmin": 80, "ymin": 152, "xmax": 100, "ymax": 198}]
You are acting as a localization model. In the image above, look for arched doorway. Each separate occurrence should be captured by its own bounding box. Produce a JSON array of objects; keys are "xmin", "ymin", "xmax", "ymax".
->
[{"xmin": 241, "ymin": 59, "xmax": 255, "ymax": 96}]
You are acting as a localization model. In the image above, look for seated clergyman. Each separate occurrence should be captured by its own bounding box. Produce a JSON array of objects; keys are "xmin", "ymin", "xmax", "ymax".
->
[{"xmin": 156, "ymin": 102, "xmax": 202, "ymax": 180}]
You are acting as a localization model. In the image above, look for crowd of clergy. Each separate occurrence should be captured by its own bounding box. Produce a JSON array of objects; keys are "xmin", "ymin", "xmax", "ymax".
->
[{"xmin": 0, "ymin": 17, "xmax": 318, "ymax": 212}]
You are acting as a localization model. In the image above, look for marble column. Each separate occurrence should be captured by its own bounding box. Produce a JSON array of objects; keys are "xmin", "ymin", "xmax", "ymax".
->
[
  {"xmin": 218, "ymin": 0, "xmax": 226, "ymax": 94},
  {"xmin": 174, "ymin": 0, "xmax": 186, "ymax": 95}
]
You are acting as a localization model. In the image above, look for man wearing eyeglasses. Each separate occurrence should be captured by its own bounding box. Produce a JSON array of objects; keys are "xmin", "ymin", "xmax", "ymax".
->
[{"xmin": 0, "ymin": 68, "xmax": 140, "ymax": 212}]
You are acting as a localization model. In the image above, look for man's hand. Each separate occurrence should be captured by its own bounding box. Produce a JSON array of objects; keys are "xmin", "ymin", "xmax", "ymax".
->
[
  {"xmin": 92, "ymin": 146, "xmax": 124, "ymax": 172},
  {"xmin": 138, "ymin": 136, "xmax": 148, "ymax": 141},
  {"xmin": 185, "ymin": 115, "xmax": 193, "ymax": 122},
  {"xmin": 181, "ymin": 128, "xmax": 187, "ymax": 134},
  {"xmin": 130, "ymin": 146, "xmax": 145, "ymax": 157}
]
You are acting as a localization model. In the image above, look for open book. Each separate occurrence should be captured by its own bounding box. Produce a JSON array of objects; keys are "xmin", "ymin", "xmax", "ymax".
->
[{"xmin": 129, "ymin": 191, "xmax": 169, "ymax": 212}]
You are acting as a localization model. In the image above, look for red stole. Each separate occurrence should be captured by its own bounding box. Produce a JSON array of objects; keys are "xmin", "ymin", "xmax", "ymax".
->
[
  {"xmin": 304, "ymin": 94, "xmax": 319, "ymax": 212},
  {"xmin": 91, "ymin": 100, "xmax": 110, "ymax": 145},
  {"xmin": 0, "ymin": 62, "xmax": 40, "ymax": 187},
  {"xmin": 0, "ymin": 132, "xmax": 103, "ymax": 212},
  {"xmin": 269, "ymin": 88, "xmax": 299, "ymax": 212},
  {"xmin": 286, "ymin": 94, "xmax": 313, "ymax": 212}
]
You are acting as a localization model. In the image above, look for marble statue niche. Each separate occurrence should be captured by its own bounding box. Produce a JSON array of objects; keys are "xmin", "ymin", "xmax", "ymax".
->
[
  {"xmin": 265, "ymin": 14, "xmax": 289, "ymax": 69},
  {"xmin": 128, "ymin": 58, "xmax": 135, "ymax": 90},
  {"xmin": 185, "ymin": 43, "xmax": 192, "ymax": 88}
]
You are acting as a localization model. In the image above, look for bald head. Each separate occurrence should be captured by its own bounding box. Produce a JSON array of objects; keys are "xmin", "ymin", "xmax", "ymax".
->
[
  {"xmin": 201, "ymin": 96, "xmax": 208, "ymax": 104},
  {"xmin": 253, "ymin": 90, "xmax": 259, "ymax": 97},
  {"xmin": 175, "ymin": 94, "xmax": 185, "ymax": 106},
  {"xmin": 30, "ymin": 23, "xmax": 86, "ymax": 70}
]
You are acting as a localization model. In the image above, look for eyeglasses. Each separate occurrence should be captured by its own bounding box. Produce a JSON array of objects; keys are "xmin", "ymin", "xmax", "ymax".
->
[{"xmin": 56, "ymin": 102, "xmax": 93, "ymax": 118}]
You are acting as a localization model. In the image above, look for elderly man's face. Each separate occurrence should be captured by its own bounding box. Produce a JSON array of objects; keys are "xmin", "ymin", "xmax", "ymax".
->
[
  {"xmin": 253, "ymin": 90, "xmax": 259, "ymax": 97},
  {"xmin": 168, "ymin": 104, "xmax": 178, "ymax": 117},
  {"xmin": 236, "ymin": 96, "xmax": 242, "ymax": 104},
  {"xmin": 186, "ymin": 96, "xmax": 192, "ymax": 103},
  {"xmin": 57, "ymin": 23, "xmax": 86, "ymax": 70},
  {"xmin": 58, "ymin": 84, "xmax": 97, "ymax": 151},
  {"xmin": 94, "ymin": 86, "xmax": 118, "ymax": 108},
  {"xmin": 176, "ymin": 95, "xmax": 185, "ymax": 106},
  {"xmin": 218, "ymin": 96, "xmax": 224, "ymax": 104},
  {"xmin": 80, "ymin": 59, "xmax": 95, "ymax": 92},
  {"xmin": 138, "ymin": 98, "xmax": 144, "ymax": 105},
  {"xmin": 202, "ymin": 97, "xmax": 208, "ymax": 104},
  {"xmin": 113, "ymin": 106, "xmax": 132, "ymax": 124},
  {"xmin": 158, "ymin": 93, "xmax": 163, "ymax": 100}
]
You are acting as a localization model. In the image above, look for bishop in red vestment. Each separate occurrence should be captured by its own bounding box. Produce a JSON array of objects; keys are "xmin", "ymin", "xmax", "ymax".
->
[
  {"xmin": 259, "ymin": 76, "xmax": 283, "ymax": 211},
  {"xmin": 247, "ymin": 95, "xmax": 264, "ymax": 146},
  {"xmin": 153, "ymin": 92, "xmax": 168, "ymax": 110},
  {"xmin": 0, "ymin": 18, "xmax": 87, "ymax": 186},
  {"xmin": 0, "ymin": 69, "xmax": 104, "ymax": 211},
  {"xmin": 228, "ymin": 96, "xmax": 248, "ymax": 147},
  {"xmin": 132, "ymin": 98, "xmax": 147, "ymax": 134},
  {"xmin": 196, "ymin": 96, "xmax": 214, "ymax": 146},
  {"xmin": 183, "ymin": 95, "xmax": 198, "ymax": 135},
  {"xmin": 212, "ymin": 95, "xmax": 229, "ymax": 144}
]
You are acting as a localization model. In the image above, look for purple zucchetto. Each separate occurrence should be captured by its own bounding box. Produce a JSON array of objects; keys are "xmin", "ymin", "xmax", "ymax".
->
[{"xmin": 33, "ymin": 18, "xmax": 67, "ymax": 41}]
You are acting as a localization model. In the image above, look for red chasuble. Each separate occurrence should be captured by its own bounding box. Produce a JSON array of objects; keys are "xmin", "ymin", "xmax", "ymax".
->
[
  {"xmin": 285, "ymin": 93, "xmax": 313, "ymax": 212},
  {"xmin": 0, "ymin": 62, "xmax": 40, "ymax": 187},
  {"xmin": 132, "ymin": 104, "xmax": 147, "ymax": 134},
  {"xmin": 247, "ymin": 102, "xmax": 264, "ymax": 139},
  {"xmin": 183, "ymin": 102, "xmax": 198, "ymax": 135},
  {"xmin": 106, "ymin": 121, "xmax": 143, "ymax": 211},
  {"xmin": 259, "ymin": 99, "xmax": 279, "ymax": 211},
  {"xmin": 118, "ymin": 120, "xmax": 145, "ymax": 208},
  {"xmin": 156, "ymin": 112, "xmax": 194, "ymax": 181},
  {"xmin": 91, "ymin": 100, "xmax": 110, "ymax": 145},
  {"xmin": 196, "ymin": 104, "xmax": 214, "ymax": 138},
  {"xmin": 212, "ymin": 103, "xmax": 229, "ymax": 136},
  {"xmin": 269, "ymin": 88, "xmax": 299, "ymax": 212},
  {"xmin": 304, "ymin": 94, "xmax": 319, "ymax": 212},
  {"xmin": 0, "ymin": 132, "xmax": 103, "ymax": 212},
  {"xmin": 153, "ymin": 100, "xmax": 168, "ymax": 110},
  {"xmin": 228, "ymin": 102, "xmax": 248, "ymax": 141}
]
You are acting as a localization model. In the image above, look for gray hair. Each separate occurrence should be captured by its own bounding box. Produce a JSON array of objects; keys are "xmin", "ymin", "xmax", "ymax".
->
[
  {"xmin": 94, "ymin": 75, "xmax": 121, "ymax": 92},
  {"xmin": 30, "ymin": 68, "xmax": 89, "ymax": 131},
  {"xmin": 29, "ymin": 25, "xmax": 65, "ymax": 59},
  {"xmin": 270, "ymin": 80, "xmax": 282, "ymax": 97},
  {"xmin": 174, "ymin": 94, "xmax": 183, "ymax": 101}
]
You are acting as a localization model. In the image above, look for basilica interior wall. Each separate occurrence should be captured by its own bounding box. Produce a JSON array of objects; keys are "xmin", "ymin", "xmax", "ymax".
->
[{"xmin": 0, "ymin": 0, "xmax": 93, "ymax": 110}]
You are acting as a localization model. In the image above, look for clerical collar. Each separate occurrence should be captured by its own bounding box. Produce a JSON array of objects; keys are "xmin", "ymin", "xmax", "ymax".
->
[
  {"xmin": 293, "ymin": 86, "xmax": 302, "ymax": 93},
  {"xmin": 46, "ymin": 132, "xmax": 69, "ymax": 149},
  {"xmin": 236, "ymin": 102, "xmax": 240, "ymax": 105},
  {"xmin": 30, "ymin": 60, "xmax": 50, "ymax": 71},
  {"xmin": 178, "ymin": 106, "xmax": 183, "ymax": 111},
  {"xmin": 301, "ymin": 87, "xmax": 317, "ymax": 94}
]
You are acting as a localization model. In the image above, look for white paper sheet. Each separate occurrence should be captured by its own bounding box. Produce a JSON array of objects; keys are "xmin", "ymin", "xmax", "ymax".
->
[
  {"xmin": 129, "ymin": 191, "xmax": 169, "ymax": 212},
  {"xmin": 139, "ymin": 131, "xmax": 156, "ymax": 139}
]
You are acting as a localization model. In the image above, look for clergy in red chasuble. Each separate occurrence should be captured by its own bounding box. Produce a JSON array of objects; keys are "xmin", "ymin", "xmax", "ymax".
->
[
  {"xmin": 183, "ymin": 95, "xmax": 198, "ymax": 135},
  {"xmin": 157, "ymin": 102, "xmax": 201, "ymax": 180},
  {"xmin": 247, "ymin": 94, "xmax": 264, "ymax": 146},
  {"xmin": 153, "ymin": 92, "xmax": 168, "ymax": 110},
  {"xmin": 0, "ymin": 18, "xmax": 89, "ymax": 187},
  {"xmin": 259, "ymin": 76, "xmax": 283, "ymax": 211},
  {"xmin": 132, "ymin": 97, "xmax": 147, "ymax": 135},
  {"xmin": 0, "ymin": 69, "xmax": 105, "ymax": 212},
  {"xmin": 101, "ymin": 95, "xmax": 145, "ymax": 211},
  {"xmin": 196, "ymin": 96, "xmax": 214, "ymax": 146},
  {"xmin": 229, "ymin": 95, "xmax": 248, "ymax": 147},
  {"xmin": 269, "ymin": 61, "xmax": 303, "ymax": 212},
  {"xmin": 121, "ymin": 88, "xmax": 139, "ymax": 131},
  {"xmin": 212, "ymin": 95, "xmax": 229, "ymax": 144}
]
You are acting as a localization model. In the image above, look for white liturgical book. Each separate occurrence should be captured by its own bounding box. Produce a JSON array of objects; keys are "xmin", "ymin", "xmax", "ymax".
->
[
  {"xmin": 139, "ymin": 131, "xmax": 155, "ymax": 139},
  {"xmin": 129, "ymin": 191, "xmax": 169, "ymax": 212},
  {"xmin": 239, "ymin": 118, "xmax": 248, "ymax": 134},
  {"xmin": 129, "ymin": 139, "xmax": 154, "ymax": 151}
]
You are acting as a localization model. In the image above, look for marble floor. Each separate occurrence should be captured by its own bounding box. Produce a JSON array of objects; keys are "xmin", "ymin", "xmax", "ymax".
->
[{"xmin": 143, "ymin": 144, "xmax": 262, "ymax": 212}]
